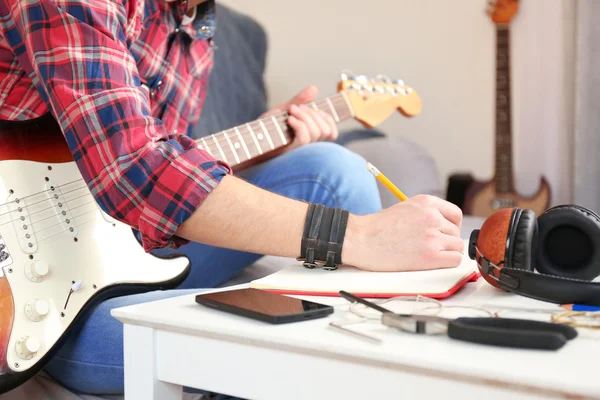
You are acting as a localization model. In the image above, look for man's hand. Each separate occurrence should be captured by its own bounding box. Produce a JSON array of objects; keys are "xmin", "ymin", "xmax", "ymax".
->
[
  {"xmin": 342, "ymin": 195, "xmax": 465, "ymax": 272},
  {"xmin": 178, "ymin": 176, "xmax": 464, "ymax": 273},
  {"xmin": 262, "ymin": 85, "xmax": 338, "ymax": 151}
]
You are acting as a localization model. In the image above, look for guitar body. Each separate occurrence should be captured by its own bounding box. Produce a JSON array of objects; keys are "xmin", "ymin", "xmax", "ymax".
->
[
  {"xmin": 0, "ymin": 116, "xmax": 190, "ymax": 393},
  {"xmin": 462, "ymin": 176, "xmax": 551, "ymax": 217}
]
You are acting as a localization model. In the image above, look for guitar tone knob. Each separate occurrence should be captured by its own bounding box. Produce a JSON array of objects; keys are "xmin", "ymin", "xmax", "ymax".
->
[
  {"xmin": 25, "ymin": 299, "xmax": 49, "ymax": 322},
  {"xmin": 16, "ymin": 336, "xmax": 40, "ymax": 360},
  {"xmin": 25, "ymin": 260, "xmax": 49, "ymax": 282}
]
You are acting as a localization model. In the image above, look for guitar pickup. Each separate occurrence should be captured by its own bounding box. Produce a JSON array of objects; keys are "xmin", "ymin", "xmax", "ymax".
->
[
  {"xmin": 6, "ymin": 194, "xmax": 38, "ymax": 254},
  {"xmin": 45, "ymin": 181, "xmax": 79, "ymax": 238}
]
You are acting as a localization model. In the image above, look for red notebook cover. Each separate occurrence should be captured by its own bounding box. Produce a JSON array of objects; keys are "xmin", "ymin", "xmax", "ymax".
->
[{"xmin": 261, "ymin": 271, "xmax": 480, "ymax": 299}]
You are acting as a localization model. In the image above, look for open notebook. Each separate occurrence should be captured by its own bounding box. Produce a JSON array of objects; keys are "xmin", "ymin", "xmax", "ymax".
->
[{"xmin": 250, "ymin": 240, "xmax": 479, "ymax": 299}]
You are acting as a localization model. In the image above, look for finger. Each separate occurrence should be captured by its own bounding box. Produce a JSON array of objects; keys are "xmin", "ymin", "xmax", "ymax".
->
[
  {"xmin": 287, "ymin": 115, "xmax": 310, "ymax": 145},
  {"xmin": 439, "ymin": 216, "xmax": 461, "ymax": 237},
  {"xmin": 424, "ymin": 196, "xmax": 463, "ymax": 228},
  {"xmin": 310, "ymin": 110, "xmax": 332, "ymax": 140},
  {"xmin": 290, "ymin": 105, "xmax": 320, "ymax": 142},
  {"xmin": 320, "ymin": 110, "xmax": 338, "ymax": 140},
  {"xmin": 439, "ymin": 234, "xmax": 464, "ymax": 253},
  {"xmin": 436, "ymin": 251, "xmax": 464, "ymax": 268}
]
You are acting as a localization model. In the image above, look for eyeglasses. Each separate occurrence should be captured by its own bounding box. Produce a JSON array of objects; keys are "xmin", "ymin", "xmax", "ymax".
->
[
  {"xmin": 331, "ymin": 291, "xmax": 579, "ymax": 350},
  {"xmin": 330, "ymin": 293, "xmax": 493, "ymax": 342}
]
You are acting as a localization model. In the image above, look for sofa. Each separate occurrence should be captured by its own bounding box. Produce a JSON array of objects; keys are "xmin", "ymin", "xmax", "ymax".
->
[{"xmin": 0, "ymin": 4, "xmax": 451, "ymax": 400}]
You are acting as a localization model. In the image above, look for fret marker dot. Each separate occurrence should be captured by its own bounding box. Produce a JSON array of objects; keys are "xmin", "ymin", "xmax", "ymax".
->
[
  {"xmin": 234, "ymin": 143, "xmax": 240, "ymax": 149},
  {"xmin": 257, "ymin": 134, "xmax": 264, "ymax": 140}
]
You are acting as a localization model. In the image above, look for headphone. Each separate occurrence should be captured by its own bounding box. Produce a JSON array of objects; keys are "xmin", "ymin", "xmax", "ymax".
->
[{"xmin": 468, "ymin": 204, "xmax": 600, "ymax": 306}]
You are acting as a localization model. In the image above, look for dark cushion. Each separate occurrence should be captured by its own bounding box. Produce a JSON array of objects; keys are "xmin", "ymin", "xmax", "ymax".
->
[{"xmin": 190, "ymin": 4, "xmax": 269, "ymax": 139}]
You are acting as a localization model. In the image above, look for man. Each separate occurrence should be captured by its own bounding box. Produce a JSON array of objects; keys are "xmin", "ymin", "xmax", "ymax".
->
[{"xmin": 0, "ymin": 0, "xmax": 464, "ymax": 395}]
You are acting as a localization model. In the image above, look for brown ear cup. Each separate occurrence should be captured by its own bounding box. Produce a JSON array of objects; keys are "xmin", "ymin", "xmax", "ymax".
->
[
  {"xmin": 468, "ymin": 208, "xmax": 515, "ymax": 289},
  {"xmin": 534, "ymin": 204, "xmax": 600, "ymax": 280},
  {"xmin": 506, "ymin": 208, "xmax": 538, "ymax": 272}
]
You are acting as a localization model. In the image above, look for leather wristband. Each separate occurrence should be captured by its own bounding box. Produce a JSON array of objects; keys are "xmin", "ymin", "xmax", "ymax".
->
[{"xmin": 299, "ymin": 203, "xmax": 349, "ymax": 270}]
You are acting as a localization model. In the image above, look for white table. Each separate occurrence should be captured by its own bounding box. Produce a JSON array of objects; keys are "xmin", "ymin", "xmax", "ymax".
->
[{"xmin": 111, "ymin": 279, "xmax": 600, "ymax": 400}]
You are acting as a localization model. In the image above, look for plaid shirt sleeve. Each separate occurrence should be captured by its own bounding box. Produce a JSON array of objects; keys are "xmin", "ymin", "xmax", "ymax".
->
[{"xmin": 0, "ymin": 0, "xmax": 232, "ymax": 251}]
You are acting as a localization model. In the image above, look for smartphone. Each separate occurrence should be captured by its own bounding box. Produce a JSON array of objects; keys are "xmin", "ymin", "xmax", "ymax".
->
[{"xmin": 195, "ymin": 288, "xmax": 334, "ymax": 324}]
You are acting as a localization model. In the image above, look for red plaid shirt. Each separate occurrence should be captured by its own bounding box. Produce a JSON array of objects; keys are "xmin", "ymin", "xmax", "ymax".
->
[{"xmin": 0, "ymin": 0, "xmax": 231, "ymax": 251}]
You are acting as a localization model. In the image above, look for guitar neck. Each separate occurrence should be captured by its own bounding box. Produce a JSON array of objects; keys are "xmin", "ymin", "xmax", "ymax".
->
[
  {"xmin": 195, "ymin": 92, "xmax": 354, "ymax": 168},
  {"xmin": 494, "ymin": 25, "xmax": 515, "ymax": 194}
]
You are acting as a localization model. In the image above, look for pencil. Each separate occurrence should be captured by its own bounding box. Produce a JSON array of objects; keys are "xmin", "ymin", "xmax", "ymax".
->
[
  {"xmin": 365, "ymin": 162, "xmax": 408, "ymax": 201},
  {"xmin": 561, "ymin": 304, "xmax": 600, "ymax": 312}
]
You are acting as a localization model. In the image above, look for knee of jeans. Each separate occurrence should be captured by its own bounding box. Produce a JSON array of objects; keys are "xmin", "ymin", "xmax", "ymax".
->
[{"xmin": 296, "ymin": 142, "xmax": 382, "ymax": 214}]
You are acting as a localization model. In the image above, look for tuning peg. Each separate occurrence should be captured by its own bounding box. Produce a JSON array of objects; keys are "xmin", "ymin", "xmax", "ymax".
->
[
  {"xmin": 354, "ymin": 75, "xmax": 368, "ymax": 84},
  {"xmin": 374, "ymin": 85, "xmax": 386, "ymax": 94},
  {"xmin": 340, "ymin": 69, "xmax": 354, "ymax": 81},
  {"xmin": 393, "ymin": 79, "xmax": 405, "ymax": 86},
  {"xmin": 376, "ymin": 74, "xmax": 391, "ymax": 83}
]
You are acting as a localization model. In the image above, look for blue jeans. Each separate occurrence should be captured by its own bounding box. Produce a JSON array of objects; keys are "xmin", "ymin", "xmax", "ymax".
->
[{"xmin": 43, "ymin": 142, "xmax": 382, "ymax": 395}]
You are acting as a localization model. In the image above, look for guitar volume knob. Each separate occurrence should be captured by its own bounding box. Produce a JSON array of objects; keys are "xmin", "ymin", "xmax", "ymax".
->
[
  {"xmin": 25, "ymin": 299, "xmax": 49, "ymax": 322},
  {"xmin": 25, "ymin": 260, "xmax": 49, "ymax": 282},
  {"xmin": 16, "ymin": 336, "xmax": 40, "ymax": 360}
]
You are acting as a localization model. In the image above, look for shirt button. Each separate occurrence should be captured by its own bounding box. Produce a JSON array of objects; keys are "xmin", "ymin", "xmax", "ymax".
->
[
  {"xmin": 175, "ymin": 28, "xmax": 180, "ymax": 33},
  {"xmin": 199, "ymin": 25, "xmax": 211, "ymax": 35}
]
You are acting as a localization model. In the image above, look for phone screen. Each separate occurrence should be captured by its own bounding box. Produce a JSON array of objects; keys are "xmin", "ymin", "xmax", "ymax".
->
[{"xmin": 195, "ymin": 288, "xmax": 333, "ymax": 323}]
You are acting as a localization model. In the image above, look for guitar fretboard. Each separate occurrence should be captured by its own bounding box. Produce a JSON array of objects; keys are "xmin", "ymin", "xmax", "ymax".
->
[
  {"xmin": 195, "ymin": 92, "xmax": 354, "ymax": 167},
  {"xmin": 494, "ymin": 26, "xmax": 514, "ymax": 194}
]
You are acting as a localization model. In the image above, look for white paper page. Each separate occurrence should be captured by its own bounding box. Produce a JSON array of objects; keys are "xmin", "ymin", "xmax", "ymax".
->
[{"xmin": 251, "ymin": 240, "xmax": 477, "ymax": 295}]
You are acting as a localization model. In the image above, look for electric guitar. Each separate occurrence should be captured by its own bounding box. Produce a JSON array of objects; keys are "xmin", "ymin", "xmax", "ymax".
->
[
  {"xmin": 450, "ymin": 0, "xmax": 551, "ymax": 217},
  {"xmin": 0, "ymin": 72, "xmax": 421, "ymax": 393}
]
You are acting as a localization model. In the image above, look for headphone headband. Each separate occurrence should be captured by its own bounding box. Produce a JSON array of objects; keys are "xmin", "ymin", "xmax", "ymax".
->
[{"xmin": 473, "ymin": 244, "xmax": 600, "ymax": 305}]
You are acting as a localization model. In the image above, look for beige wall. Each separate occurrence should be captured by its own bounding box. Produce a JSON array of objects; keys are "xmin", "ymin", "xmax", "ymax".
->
[{"xmin": 220, "ymin": 0, "xmax": 576, "ymax": 206}]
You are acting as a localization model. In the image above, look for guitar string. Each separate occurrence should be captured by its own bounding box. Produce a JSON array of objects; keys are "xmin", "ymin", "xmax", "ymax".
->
[
  {"xmin": 0, "ymin": 179, "xmax": 86, "ymax": 216},
  {"xmin": 0, "ymin": 184, "xmax": 90, "ymax": 221},
  {"xmin": 196, "ymin": 95, "xmax": 347, "ymax": 150},
  {"xmin": 34, "ymin": 212, "xmax": 102, "ymax": 245},
  {"xmin": 20, "ymin": 184, "xmax": 89, "ymax": 210},
  {"xmin": 0, "ymin": 185, "xmax": 91, "ymax": 226},
  {"xmin": 23, "ymin": 198, "xmax": 100, "ymax": 240},
  {"xmin": 0, "ymin": 95, "xmax": 352, "ymax": 221},
  {"xmin": 17, "ymin": 194, "xmax": 97, "ymax": 231}
]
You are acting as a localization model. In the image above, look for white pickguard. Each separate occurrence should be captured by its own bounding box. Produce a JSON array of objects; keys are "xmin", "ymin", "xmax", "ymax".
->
[{"xmin": 0, "ymin": 159, "xmax": 189, "ymax": 373}]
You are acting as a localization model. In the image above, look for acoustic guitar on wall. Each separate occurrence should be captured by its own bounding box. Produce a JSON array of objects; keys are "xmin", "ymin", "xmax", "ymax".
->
[{"xmin": 447, "ymin": 0, "xmax": 551, "ymax": 217}]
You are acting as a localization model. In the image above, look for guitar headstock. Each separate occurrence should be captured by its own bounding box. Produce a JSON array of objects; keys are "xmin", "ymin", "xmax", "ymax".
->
[
  {"xmin": 487, "ymin": 0, "xmax": 519, "ymax": 24},
  {"xmin": 337, "ymin": 71, "xmax": 421, "ymax": 128}
]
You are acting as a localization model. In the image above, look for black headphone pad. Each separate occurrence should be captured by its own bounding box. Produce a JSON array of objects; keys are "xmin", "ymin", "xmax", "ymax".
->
[
  {"xmin": 536, "ymin": 204, "xmax": 600, "ymax": 281},
  {"xmin": 507, "ymin": 209, "xmax": 538, "ymax": 271}
]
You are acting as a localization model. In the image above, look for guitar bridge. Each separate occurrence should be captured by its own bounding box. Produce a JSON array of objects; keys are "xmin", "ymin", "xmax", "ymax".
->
[{"xmin": 491, "ymin": 199, "xmax": 517, "ymax": 209}]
